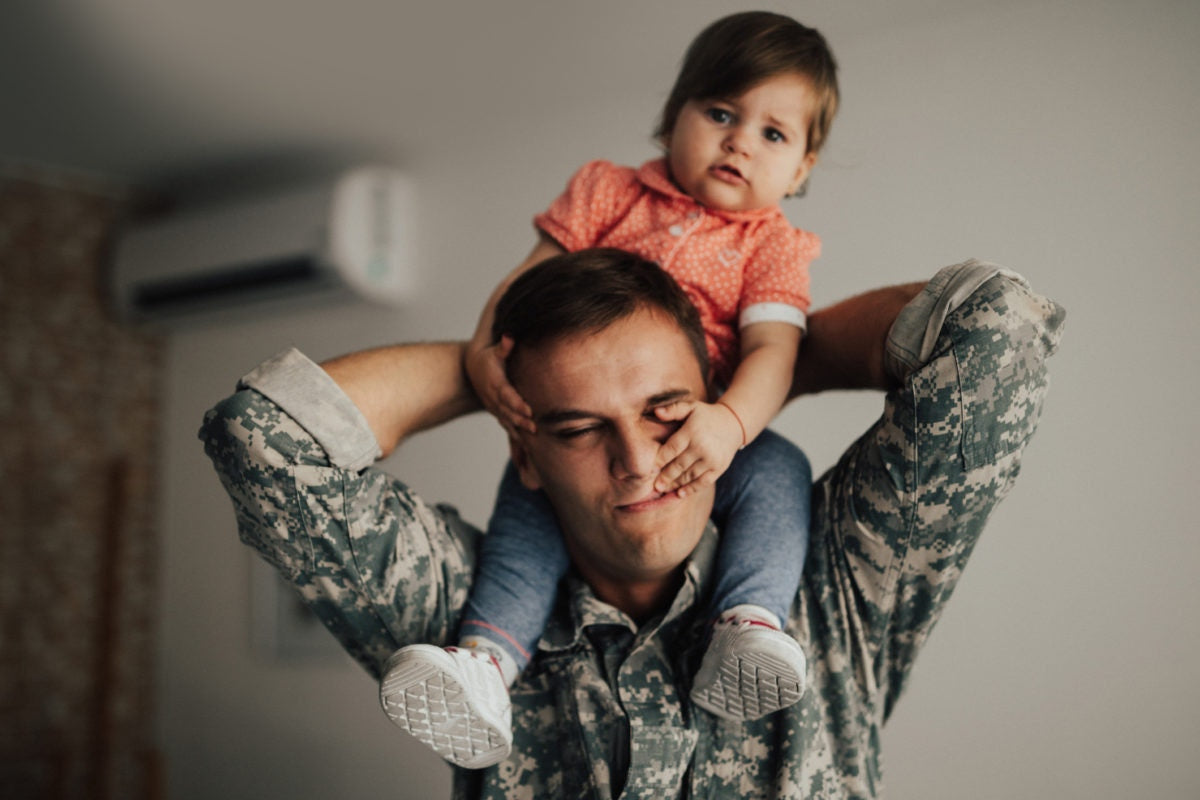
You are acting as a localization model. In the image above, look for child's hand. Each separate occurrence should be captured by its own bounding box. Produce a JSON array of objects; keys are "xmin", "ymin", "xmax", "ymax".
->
[
  {"xmin": 652, "ymin": 400, "xmax": 744, "ymax": 497},
  {"xmin": 465, "ymin": 335, "xmax": 535, "ymax": 435}
]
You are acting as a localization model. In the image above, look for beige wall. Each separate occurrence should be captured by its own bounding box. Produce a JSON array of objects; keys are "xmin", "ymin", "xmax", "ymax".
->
[{"xmin": 156, "ymin": 1, "xmax": 1200, "ymax": 797}]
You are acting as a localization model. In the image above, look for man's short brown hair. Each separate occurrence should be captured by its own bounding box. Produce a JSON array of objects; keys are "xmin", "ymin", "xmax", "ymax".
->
[{"xmin": 493, "ymin": 248, "xmax": 710, "ymax": 383}]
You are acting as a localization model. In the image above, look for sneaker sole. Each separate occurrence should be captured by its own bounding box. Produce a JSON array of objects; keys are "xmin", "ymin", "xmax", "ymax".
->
[
  {"xmin": 691, "ymin": 637, "xmax": 805, "ymax": 721},
  {"xmin": 379, "ymin": 645, "xmax": 510, "ymax": 769}
]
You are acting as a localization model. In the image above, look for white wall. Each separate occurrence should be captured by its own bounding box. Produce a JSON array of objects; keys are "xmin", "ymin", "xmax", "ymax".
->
[{"xmin": 157, "ymin": 1, "xmax": 1200, "ymax": 797}]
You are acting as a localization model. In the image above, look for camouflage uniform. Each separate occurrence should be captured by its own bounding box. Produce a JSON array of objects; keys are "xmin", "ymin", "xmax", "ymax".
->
[{"xmin": 199, "ymin": 260, "xmax": 1064, "ymax": 799}]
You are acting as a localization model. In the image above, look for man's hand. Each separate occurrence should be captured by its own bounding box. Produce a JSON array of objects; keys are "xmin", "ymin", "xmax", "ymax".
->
[
  {"xmin": 321, "ymin": 342, "xmax": 481, "ymax": 458},
  {"xmin": 652, "ymin": 400, "xmax": 744, "ymax": 497},
  {"xmin": 465, "ymin": 335, "xmax": 535, "ymax": 435},
  {"xmin": 789, "ymin": 281, "xmax": 926, "ymax": 397}
]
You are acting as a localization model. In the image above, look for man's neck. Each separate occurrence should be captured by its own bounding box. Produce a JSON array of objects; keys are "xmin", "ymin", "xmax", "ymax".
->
[{"xmin": 585, "ymin": 568, "xmax": 684, "ymax": 625}]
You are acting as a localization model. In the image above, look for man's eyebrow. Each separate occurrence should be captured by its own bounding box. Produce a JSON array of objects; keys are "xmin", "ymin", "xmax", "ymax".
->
[
  {"xmin": 534, "ymin": 389, "xmax": 695, "ymax": 426},
  {"xmin": 645, "ymin": 389, "xmax": 694, "ymax": 408},
  {"xmin": 535, "ymin": 409, "xmax": 597, "ymax": 426}
]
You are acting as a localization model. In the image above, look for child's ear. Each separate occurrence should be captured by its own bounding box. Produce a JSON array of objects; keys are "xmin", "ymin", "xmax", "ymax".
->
[{"xmin": 789, "ymin": 151, "xmax": 819, "ymax": 196}]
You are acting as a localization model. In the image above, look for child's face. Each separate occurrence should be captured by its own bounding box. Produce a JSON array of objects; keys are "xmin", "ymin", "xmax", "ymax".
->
[{"xmin": 666, "ymin": 72, "xmax": 819, "ymax": 213}]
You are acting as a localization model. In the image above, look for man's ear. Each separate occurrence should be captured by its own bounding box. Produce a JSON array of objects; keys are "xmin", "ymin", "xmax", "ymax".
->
[{"xmin": 508, "ymin": 434, "xmax": 543, "ymax": 491}]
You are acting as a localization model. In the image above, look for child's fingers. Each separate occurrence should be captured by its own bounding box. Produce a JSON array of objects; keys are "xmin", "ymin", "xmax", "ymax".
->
[
  {"xmin": 654, "ymin": 427, "xmax": 691, "ymax": 471},
  {"xmin": 673, "ymin": 468, "xmax": 720, "ymax": 498},
  {"xmin": 496, "ymin": 416, "xmax": 520, "ymax": 440},
  {"xmin": 653, "ymin": 400, "xmax": 695, "ymax": 422},
  {"xmin": 498, "ymin": 386, "xmax": 535, "ymax": 432},
  {"xmin": 655, "ymin": 446, "xmax": 704, "ymax": 492},
  {"xmin": 658, "ymin": 457, "xmax": 716, "ymax": 495},
  {"xmin": 498, "ymin": 384, "xmax": 532, "ymax": 418},
  {"xmin": 498, "ymin": 409, "xmax": 530, "ymax": 436},
  {"xmin": 655, "ymin": 460, "xmax": 688, "ymax": 493}
]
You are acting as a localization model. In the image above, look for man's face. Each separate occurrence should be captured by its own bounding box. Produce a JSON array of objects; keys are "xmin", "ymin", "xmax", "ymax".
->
[{"xmin": 509, "ymin": 307, "xmax": 715, "ymax": 596}]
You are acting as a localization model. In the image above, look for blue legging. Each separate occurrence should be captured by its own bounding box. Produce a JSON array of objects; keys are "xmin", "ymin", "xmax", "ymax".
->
[{"xmin": 459, "ymin": 429, "xmax": 812, "ymax": 668}]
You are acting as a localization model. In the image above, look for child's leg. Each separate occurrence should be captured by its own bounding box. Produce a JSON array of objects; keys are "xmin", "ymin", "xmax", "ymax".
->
[
  {"xmin": 379, "ymin": 460, "xmax": 568, "ymax": 769},
  {"xmin": 709, "ymin": 429, "xmax": 812, "ymax": 625},
  {"xmin": 459, "ymin": 460, "xmax": 570, "ymax": 680},
  {"xmin": 691, "ymin": 429, "xmax": 812, "ymax": 722}
]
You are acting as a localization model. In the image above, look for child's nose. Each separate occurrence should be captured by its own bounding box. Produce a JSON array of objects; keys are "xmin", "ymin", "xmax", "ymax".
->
[{"xmin": 722, "ymin": 126, "xmax": 752, "ymax": 155}]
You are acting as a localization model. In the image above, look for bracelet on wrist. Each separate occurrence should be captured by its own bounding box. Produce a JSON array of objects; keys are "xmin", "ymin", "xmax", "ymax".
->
[{"xmin": 716, "ymin": 400, "xmax": 747, "ymax": 449}]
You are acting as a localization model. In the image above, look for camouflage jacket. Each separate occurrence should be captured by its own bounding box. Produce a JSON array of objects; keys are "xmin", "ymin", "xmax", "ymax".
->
[{"xmin": 200, "ymin": 261, "xmax": 1063, "ymax": 799}]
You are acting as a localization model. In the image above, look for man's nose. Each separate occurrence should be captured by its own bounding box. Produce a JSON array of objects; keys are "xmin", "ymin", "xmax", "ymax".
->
[{"xmin": 610, "ymin": 428, "xmax": 659, "ymax": 482}]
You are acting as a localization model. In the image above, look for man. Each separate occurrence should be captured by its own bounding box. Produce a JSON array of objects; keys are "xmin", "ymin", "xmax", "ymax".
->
[{"xmin": 201, "ymin": 249, "xmax": 1063, "ymax": 798}]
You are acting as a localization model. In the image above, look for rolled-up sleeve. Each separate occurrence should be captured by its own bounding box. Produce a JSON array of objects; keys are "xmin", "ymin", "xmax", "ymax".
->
[
  {"xmin": 199, "ymin": 348, "xmax": 479, "ymax": 677},
  {"xmin": 809, "ymin": 261, "xmax": 1066, "ymax": 718}
]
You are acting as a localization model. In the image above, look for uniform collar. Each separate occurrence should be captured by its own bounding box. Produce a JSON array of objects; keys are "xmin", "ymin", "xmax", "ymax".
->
[
  {"xmin": 538, "ymin": 523, "xmax": 719, "ymax": 653},
  {"xmin": 635, "ymin": 158, "xmax": 785, "ymax": 224}
]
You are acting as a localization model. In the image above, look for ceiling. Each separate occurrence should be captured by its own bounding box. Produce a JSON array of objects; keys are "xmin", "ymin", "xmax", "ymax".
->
[{"xmin": 1, "ymin": 0, "xmax": 1007, "ymax": 197}]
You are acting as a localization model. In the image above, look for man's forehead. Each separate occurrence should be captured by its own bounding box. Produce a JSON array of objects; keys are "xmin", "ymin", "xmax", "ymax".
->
[{"xmin": 513, "ymin": 310, "xmax": 706, "ymax": 412}]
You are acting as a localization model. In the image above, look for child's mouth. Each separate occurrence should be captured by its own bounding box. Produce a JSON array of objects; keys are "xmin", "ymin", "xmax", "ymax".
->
[{"xmin": 712, "ymin": 164, "xmax": 745, "ymax": 183}]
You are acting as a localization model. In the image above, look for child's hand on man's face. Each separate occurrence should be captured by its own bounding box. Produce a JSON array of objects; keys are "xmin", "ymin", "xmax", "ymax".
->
[
  {"xmin": 465, "ymin": 335, "xmax": 535, "ymax": 436},
  {"xmin": 652, "ymin": 400, "xmax": 744, "ymax": 497}
]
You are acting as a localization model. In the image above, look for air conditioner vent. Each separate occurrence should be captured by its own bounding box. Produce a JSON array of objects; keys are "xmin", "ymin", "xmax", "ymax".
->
[
  {"xmin": 132, "ymin": 256, "xmax": 329, "ymax": 316},
  {"xmin": 111, "ymin": 166, "xmax": 415, "ymax": 326}
]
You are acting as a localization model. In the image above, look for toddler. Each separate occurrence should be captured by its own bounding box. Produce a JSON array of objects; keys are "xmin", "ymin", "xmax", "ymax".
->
[{"xmin": 379, "ymin": 11, "xmax": 839, "ymax": 769}]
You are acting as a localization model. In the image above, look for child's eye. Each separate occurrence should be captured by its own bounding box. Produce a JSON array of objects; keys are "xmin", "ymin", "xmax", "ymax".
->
[
  {"xmin": 764, "ymin": 127, "xmax": 786, "ymax": 143},
  {"xmin": 705, "ymin": 108, "xmax": 733, "ymax": 124}
]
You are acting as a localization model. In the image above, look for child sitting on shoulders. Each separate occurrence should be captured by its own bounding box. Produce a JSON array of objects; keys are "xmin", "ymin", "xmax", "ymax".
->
[{"xmin": 380, "ymin": 10, "xmax": 840, "ymax": 769}]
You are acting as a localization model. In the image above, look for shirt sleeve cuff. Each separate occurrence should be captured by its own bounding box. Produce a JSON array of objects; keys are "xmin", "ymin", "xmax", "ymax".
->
[
  {"xmin": 533, "ymin": 217, "xmax": 577, "ymax": 252},
  {"xmin": 238, "ymin": 347, "xmax": 382, "ymax": 472},
  {"xmin": 739, "ymin": 302, "xmax": 808, "ymax": 332},
  {"xmin": 884, "ymin": 259, "xmax": 1025, "ymax": 380}
]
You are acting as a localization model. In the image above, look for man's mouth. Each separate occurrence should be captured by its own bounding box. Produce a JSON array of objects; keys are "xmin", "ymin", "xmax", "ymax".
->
[{"xmin": 615, "ymin": 490, "xmax": 676, "ymax": 513}]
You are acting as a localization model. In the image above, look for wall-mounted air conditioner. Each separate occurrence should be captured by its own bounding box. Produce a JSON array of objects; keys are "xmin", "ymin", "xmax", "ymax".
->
[{"xmin": 110, "ymin": 166, "xmax": 416, "ymax": 325}]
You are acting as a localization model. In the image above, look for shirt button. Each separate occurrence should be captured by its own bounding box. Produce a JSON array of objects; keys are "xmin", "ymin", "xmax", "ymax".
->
[{"xmin": 668, "ymin": 224, "xmax": 684, "ymax": 236}]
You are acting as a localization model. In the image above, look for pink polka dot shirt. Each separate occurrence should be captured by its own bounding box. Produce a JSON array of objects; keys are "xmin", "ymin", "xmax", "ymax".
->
[{"xmin": 534, "ymin": 159, "xmax": 819, "ymax": 386}]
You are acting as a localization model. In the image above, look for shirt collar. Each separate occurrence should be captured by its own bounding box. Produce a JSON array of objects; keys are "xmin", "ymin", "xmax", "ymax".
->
[
  {"xmin": 635, "ymin": 158, "xmax": 785, "ymax": 224},
  {"xmin": 538, "ymin": 522, "xmax": 719, "ymax": 653}
]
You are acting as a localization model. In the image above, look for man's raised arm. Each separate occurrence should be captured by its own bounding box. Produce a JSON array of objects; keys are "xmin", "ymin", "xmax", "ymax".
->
[
  {"xmin": 789, "ymin": 281, "xmax": 926, "ymax": 397},
  {"xmin": 803, "ymin": 261, "xmax": 1064, "ymax": 719},
  {"xmin": 321, "ymin": 341, "xmax": 481, "ymax": 457},
  {"xmin": 199, "ymin": 341, "xmax": 487, "ymax": 677}
]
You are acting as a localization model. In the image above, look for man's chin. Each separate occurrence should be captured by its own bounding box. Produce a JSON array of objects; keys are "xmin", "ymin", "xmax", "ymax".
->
[{"xmin": 613, "ymin": 520, "xmax": 703, "ymax": 575}]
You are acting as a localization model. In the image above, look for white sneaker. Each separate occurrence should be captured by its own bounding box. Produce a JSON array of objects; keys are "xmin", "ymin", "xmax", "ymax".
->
[
  {"xmin": 690, "ymin": 614, "xmax": 807, "ymax": 721},
  {"xmin": 379, "ymin": 644, "xmax": 513, "ymax": 769}
]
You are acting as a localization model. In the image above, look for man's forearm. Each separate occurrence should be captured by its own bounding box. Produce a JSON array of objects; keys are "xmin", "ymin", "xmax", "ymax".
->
[
  {"xmin": 321, "ymin": 342, "xmax": 481, "ymax": 457},
  {"xmin": 789, "ymin": 282, "xmax": 926, "ymax": 398}
]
